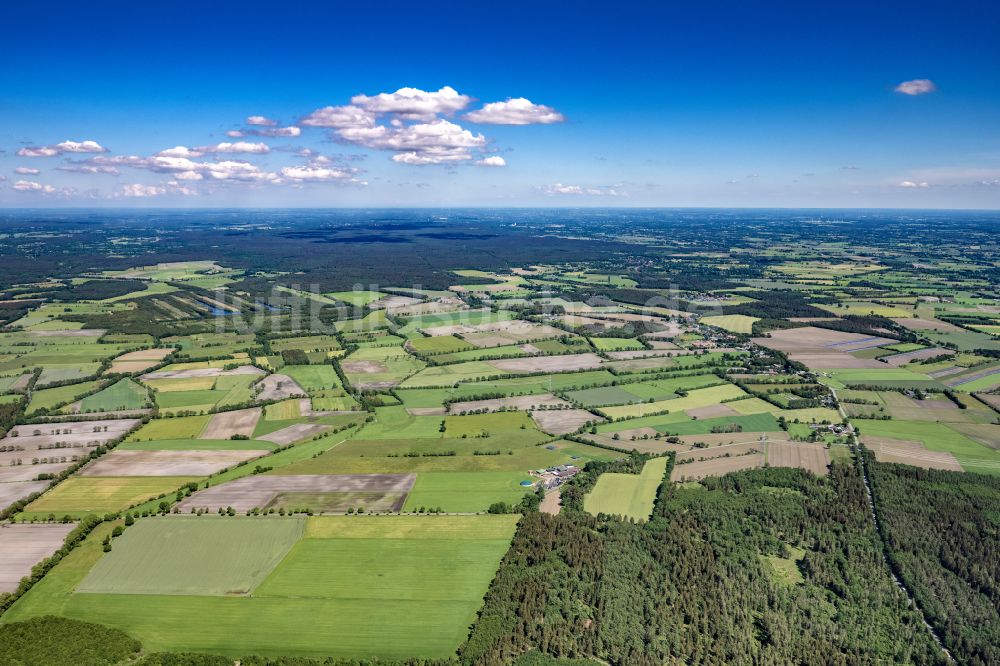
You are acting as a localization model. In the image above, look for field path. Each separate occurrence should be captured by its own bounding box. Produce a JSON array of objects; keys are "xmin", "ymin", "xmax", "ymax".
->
[{"xmin": 539, "ymin": 489, "xmax": 561, "ymax": 515}]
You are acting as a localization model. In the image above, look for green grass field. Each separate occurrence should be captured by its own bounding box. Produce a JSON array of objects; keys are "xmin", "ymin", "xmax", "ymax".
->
[
  {"xmin": 443, "ymin": 410, "xmax": 536, "ymax": 437},
  {"xmin": 263, "ymin": 399, "xmax": 303, "ymax": 421},
  {"xmin": 144, "ymin": 376, "xmax": 217, "ymax": 392},
  {"xmin": 127, "ymin": 415, "xmax": 211, "ymax": 441},
  {"xmin": 341, "ymin": 345, "xmax": 426, "ymax": 387},
  {"xmin": 565, "ymin": 374, "xmax": 724, "ymax": 407},
  {"xmin": 78, "ymin": 517, "xmax": 305, "ymax": 596},
  {"xmin": 397, "ymin": 360, "xmax": 500, "ymax": 388},
  {"xmin": 395, "ymin": 309, "xmax": 515, "ymax": 336},
  {"xmin": 403, "ymin": 472, "xmax": 534, "ymax": 512},
  {"xmin": 760, "ymin": 546, "xmax": 806, "ymax": 587},
  {"xmin": 823, "ymin": 367, "xmax": 938, "ymax": 388},
  {"xmin": 601, "ymin": 383, "xmax": 746, "ymax": 420},
  {"xmin": 269, "ymin": 335, "xmax": 342, "ymax": 352},
  {"xmin": 590, "ymin": 337, "xmax": 645, "ymax": 351},
  {"xmin": 856, "ymin": 419, "xmax": 1000, "ymax": 476},
  {"xmin": 4, "ymin": 515, "xmax": 517, "ymax": 659},
  {"xmin": 35, "ymin": 366, "xmax": 100, "ymax": 385},
  {"xmin": 334, "ymin": 310, "xmax": 391, "ymax": 333},
  {"xmin": 26, "ymin": 380, "xmax": 104, "ymax": 415},
  {"xmin": 76, "ymin": 378, "xmax": 149, "ymax": 412},
  {"xmin": 814, "ymin": 302, "xmax": 913, "ymax": 318},
  {"xmin": 355, "ymin": 406, "xmax": 445, "ymax": 439},
  {"xmin": 282, "ymin": 364, "xmax": 341, "ymax": 391},
  {"xmin": 407, "ymin": 335, "xmax": 476, "ymax": 354},
  {"xmin": 584, "ymin": 456, "xmax": 668, "ymax": 521},
  {"xmin": 700, "ymin": 314, "xmax": 759, "ymax": 333},
  {"xmin": 274, "ymin": 436, "xmax": 614, "ymax": 475},
  {"xmin": 255, "ymin": 525, "xmax": 508, "ymax": 602},
  {"xmin": 153, "ymin": 389, "xmax": 226, "ymax": 411},
  {"xmin": 326, "ymin": 290, "xmax": 386, "ymax": 306}
]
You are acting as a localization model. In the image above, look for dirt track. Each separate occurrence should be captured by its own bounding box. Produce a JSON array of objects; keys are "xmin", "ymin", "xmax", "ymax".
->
[{"xmin": 539, "ymin": 489, "xmax": 561, "ymax": 515}]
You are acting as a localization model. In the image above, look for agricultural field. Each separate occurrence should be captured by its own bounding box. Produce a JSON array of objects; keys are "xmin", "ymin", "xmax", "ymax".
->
[
  {"xmin": 340, "ymin": 344, "xmax": 426, "ymax": 389},
  {"xmin": 77, "ymin": 517, "xmax": 305, "ymax": 596},
  {"xmin": 855, "ymin": 419, "xmax": 1000, "ymax": 475},
  {"xmin": 72, "ymin": 379, "xmax": 149, "ymax": 413},
  {"xmin": 0, "ymin": 523, "xmax": 76, "ymax": 593},
  {"xmin": 24, "ymin": 476, "xmax": 199, "ymax": 515},
  {"xmin": 599, "ymin": 383, "xmax": 746, "ymax": 420},
  {"xmin": 0, "ymin": 210, "xmax": 997, "ymax": 665},
  {"xmin": 584, "ymin": 456, "xmax": 668, "ymax": 520},
  {"xmin": 4, "ymin": 515, "xmax": 518, "ymax": 659},
  {"xmin": 701, "ymin": 314, "xmax": 759, "ymax": 334}
]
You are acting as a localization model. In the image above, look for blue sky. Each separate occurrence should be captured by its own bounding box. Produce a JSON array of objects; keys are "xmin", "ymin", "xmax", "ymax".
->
[{"xmin": 1, "ymin": 1, "xmax": 998, "ymax": 208}]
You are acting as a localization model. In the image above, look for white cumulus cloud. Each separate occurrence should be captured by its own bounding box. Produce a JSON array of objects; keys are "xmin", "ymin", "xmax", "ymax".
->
[
  {"xmin": 246, "ymin": 115, "xmax": 277, "ymax": 126},
  {"xmin": 300, "ymin": 105, "xmax": 376, "ymax": 129},
  {"xmin": 465, "ymin": 98, "xmax": 565, "ymax": 125},
  {"xmin": 298, "ymin": 86, "xmax": 565, "ymax": 167},
  {"xmin": 55, "ymin": 140, "xmax": 108, "ymax": 153},
  {"xmin": 14, "ymin": 167, "xmax": 40, "ymax": 175},
  {"xmin": 351, "ymin": 86, "xmax": 470, "ymax": 120},
  {"xmin": 280, "ymin": 165, "xmax": 361, "ymax": 183},
  {"xmin": 119, "ymin": 183, "xmax": 167, "ymax": 197},
  {"xmin": 89, "ymin": 154, "xmax": 279, "ymax": 182},
  {"xmin": 247, "ymin": 126, "xmax": 301, "ymax": 137},
  {"xmin": 12, "ymin": 179, "xmax": 54, "ymax": 192},
  {"xmin": 16, "ymin": 146, "xmax": 59, "ymax": 157},
  {"xmin": 895, "ymin": 79, "xmax": 937, "ymax": 95},
  {"xmin": 17, "ymin": 140, "xmax": 107, "ymax": 157},
  {"xmin": 339, "ymin": 119, "xmax": 487, "ymax": 165},
  {"xmin": 157, "ymin": 146, "xmax": 205, "ymax": 158},
  {"xmin": 898, "ymin": 180, "xmax": 930, "ymax": 188},
  {"xmin": 196, "ymin": 141, "xmax": 270, "ymax": 154}
]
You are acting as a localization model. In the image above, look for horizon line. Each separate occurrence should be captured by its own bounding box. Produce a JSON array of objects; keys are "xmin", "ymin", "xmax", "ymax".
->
[{"xmin": 0, "ymin": 206, "xmax": 998, "ymax": 213}]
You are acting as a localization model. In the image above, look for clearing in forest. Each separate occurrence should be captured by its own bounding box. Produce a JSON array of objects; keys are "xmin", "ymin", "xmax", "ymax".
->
[{"xmin": 584, "ymin": 456, "xmax": 668, "ymax": 521}]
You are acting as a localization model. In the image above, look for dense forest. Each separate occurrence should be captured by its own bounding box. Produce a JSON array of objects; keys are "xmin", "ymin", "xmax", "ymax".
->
[
  {"xmin": 461, "ymin": 461, "xmax": 946, "ymax": 665},
  {"xmin": 867, "ymin": 456, "xmax": 1000, "ymax": 666}
]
